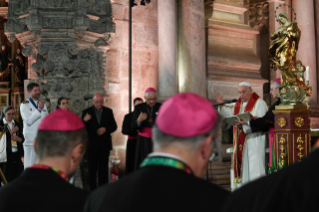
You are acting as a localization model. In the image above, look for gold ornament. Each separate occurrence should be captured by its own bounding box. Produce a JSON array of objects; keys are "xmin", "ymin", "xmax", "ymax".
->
[
  {"xmin": 279, "ymin": 135, "xmax": 287, "ymax": 166},
  {"xmin": 294, "ymin": 116, "xmax": 304, "ymax": 127},
  {"xmin": 277, "ymin": 117, "xmax": 287, "ymax": 128},
  {"xmin": 269, "ymin": 12, "xmax": 312, "ymax": 104}
]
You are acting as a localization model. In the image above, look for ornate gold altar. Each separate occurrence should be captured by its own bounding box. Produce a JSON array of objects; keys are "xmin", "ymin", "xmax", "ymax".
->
[
  {"xmin": 273, "ymin": 105, "xmax": 311, "ymax": 168},
  {"xmin": 270, "ymin": 11, "xmax": 312, "ymax": 169}
]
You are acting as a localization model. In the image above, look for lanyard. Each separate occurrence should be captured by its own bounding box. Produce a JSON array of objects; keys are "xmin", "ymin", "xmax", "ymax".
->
[
  {"xmin": 29, "ymin": 97, "xmax": 38, "ymax": 109},
  {"xmin": 6, "ymin": 123, "xmax": 16, "ymax": 135},
  {"xmin": 29, "ymin": 164, "xmax": 68, "ymax": 181},
  {"xmin": 140, "ymin": 157, "xmax": 193, "ymax": 175}
]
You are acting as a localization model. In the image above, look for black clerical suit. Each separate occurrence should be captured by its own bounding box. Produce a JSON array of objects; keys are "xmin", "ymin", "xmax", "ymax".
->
[
  {"xmin": 0, "ymin": 168, "xmax": 89, "ymax": 212},
  {"xmin": 221, "ymin": 148, "xmax": 319, "ymax": 212},
  {"xmin": 0, "ymin": 50, "xmax": 9, "ymax": 73},
  {"xmin": 249, "ymin": 98, "xmax": 281, "ymax": 132},
  {"xmin": 84, "ymin": 162, "xmax": 230, "ymax": 212},
  {"xmin": 82, "ymin": 106, "xmax": 117, "ymax": 190},
  {"xmin": 122, "ymin": 112, "xmax": 138, "ymax": 174},
  {"xmin": 0, "ymin": 120, "xmax": 24, "ymax": 186},
  {"xmin": 131, "ymin": 102, "xmax": 161, "ymax": 169}
]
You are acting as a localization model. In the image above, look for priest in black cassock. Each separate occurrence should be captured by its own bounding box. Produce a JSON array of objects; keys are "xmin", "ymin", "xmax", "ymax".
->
[
  {"xmin": 122, "ymin": 97, "xmax": 143, "ymax": 174},
  {"xmin": 131, "ymin": 87, "xmax": 161, "ymax": 170},
  {"xmin": 84, "ymin": 93, "xmax": 229, "ymax": 212},
  {"xmin": 235, "ymin": 78, "xmax": 281, "ymax": 169}
]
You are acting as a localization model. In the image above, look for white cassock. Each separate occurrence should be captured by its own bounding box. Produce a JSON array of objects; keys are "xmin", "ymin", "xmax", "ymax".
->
[
  {"xmin": 20, "ymin": 100, "xmax": 48, "ymax": 169},
  {"xmin": 219, "ymin": 98, "xmax": 268, "ymax": 190}
]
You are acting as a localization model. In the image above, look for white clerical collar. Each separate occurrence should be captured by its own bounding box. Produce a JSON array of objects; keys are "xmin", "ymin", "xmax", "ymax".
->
[
  {"xmin": 3, "ymin": 117, "xmax": 15, "ymax": 125},
  {"xmin": 148, "ymin": 152, "xmax": 189, "ymax": 166}
]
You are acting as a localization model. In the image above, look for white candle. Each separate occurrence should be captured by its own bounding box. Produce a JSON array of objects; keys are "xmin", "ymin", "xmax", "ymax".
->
[{"xmin": 306, "ymin": 66, "xmax": 309, "ymax": 81}]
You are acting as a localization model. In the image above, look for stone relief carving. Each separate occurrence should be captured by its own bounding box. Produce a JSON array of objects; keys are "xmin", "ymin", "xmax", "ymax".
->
[
  {"xmin": 248, "ymin": 3, "xmax": 269, "ymax": 30},
  {"xmin": 5, "ymin": 0, "xmax": 114, "ymax": 115}
]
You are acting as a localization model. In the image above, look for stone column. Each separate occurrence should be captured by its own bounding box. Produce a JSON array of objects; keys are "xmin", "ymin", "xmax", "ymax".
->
[
  {"xmin": 292, "ymin": 0, "xmax": 317, "ymax": 105},
  {"xmin": 157, "ymin": 0, "xmax": 177, "ymax": 101},
  {"xmin": 177, "ymin": 0, "xmax": 206, "ymax": 97}
]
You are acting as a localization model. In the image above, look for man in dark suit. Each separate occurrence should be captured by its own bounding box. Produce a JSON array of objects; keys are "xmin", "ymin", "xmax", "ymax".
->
[
  {"xmin": 221, "ymin": 147, "xmax": 319, "ymax": 212},
  {"xmin": 122, "ymin": 97, "xmax": 143, "ymax": 174},
  {"xmin": 0, "ymin": 109, "xmax": 89, "ymax": 212},
  {"xmin": 84, "ymin": 93, "xmax": 230, "ymax": 212},
  {"xmin": 82, "ymin": 93, "xmax": 117, "ymax": 190},
  {"xmin": 131, "ymin": 87, "xmax": 161, "ymax": 170}
]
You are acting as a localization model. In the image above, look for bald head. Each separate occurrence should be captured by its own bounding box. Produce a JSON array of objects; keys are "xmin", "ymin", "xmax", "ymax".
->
[{"xmin": 93, "ymin": 93, "xmax": 104, "ymax": 109}]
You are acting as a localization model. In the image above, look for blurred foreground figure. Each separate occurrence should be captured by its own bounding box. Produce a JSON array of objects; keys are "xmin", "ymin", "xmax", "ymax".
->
[
  {"xmin": 84, "ymin": 93, "xmax": 229, "ymax": 212},
  {"xmin": 0, "ymin": 109, "xmax": 89, "ymax": 212},
  {"xmin": 221, "ymin": 147, "xmax": 319, "ymax": 212}
]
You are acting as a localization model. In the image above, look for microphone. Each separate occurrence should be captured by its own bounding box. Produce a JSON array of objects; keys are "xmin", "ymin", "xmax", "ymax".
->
[{"xmin": 213, "ymin": 99, "xmax": 237, "ymax": 107}]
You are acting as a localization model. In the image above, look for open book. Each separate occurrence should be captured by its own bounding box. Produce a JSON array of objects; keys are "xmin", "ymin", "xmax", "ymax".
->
[{"xmin": 223, "ymin": 112, "xmax": 252, "ymax": 127}]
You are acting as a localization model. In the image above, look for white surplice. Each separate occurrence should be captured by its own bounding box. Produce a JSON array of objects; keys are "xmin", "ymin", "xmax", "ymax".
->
[{"xmin": 219, "ymin": 98, "xmax": 268, "ymax": 190}]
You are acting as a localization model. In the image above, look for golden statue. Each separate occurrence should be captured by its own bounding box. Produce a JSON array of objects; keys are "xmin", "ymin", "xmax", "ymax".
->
[{"xmin": 269, "ymin": 13, "xmax": 312, "ymax": 104}]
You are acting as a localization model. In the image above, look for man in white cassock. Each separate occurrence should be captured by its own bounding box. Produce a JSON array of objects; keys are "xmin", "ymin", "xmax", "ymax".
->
[{"xmin": 215, "ymin": 82, "xmax": 268, "ymax": 190}]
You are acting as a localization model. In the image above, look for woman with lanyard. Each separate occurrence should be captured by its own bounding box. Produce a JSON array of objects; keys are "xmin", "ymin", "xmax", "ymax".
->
[{"xmin": 0, "ymin": 106, "xmax": 24, "ymax": 186}]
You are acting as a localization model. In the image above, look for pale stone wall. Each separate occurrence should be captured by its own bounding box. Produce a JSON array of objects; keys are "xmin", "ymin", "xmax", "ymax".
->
[{"xmin": 105, "ymin": 0, "xmax": 158, "ymax": 171}]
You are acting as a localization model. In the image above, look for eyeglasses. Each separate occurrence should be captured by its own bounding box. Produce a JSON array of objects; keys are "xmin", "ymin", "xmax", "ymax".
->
[{"xmin": 146, "ymin": 98, "xmax": 156, "ymax": 102}]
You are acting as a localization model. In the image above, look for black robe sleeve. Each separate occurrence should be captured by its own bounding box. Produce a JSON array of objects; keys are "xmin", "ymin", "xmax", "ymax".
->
[
  {"xmin": 131, "ymin": 104, "xmax": 142, "ymax": 132},
  {"xmin": 122, "ymin": 113, "xmax": 137, "ymax": 136},
  {"xmin": 250, "ymin": 99, "xmax": 280, "ymax": 133},
  {"xmin": 105, "ymin": 109, "xmax": 117, "ymax": 134},
  {"xmin": 16, "ymin": 122, "xmax": 24, "ymax": 157}
]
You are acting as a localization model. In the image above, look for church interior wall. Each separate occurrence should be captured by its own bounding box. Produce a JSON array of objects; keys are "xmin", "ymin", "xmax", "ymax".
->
[{"xmin": 103, "ymin": 0, "xmax": 159, "ymax": 171}]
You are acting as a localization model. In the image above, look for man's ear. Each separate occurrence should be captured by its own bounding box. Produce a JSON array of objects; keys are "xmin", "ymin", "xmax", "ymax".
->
[
  {"xmin": 71, "ymin": 143, "xmax": 85, "ymax": 163},
  {"xmin": 33, "ymin": 138, "xmax": 37, "ymax": 152},
  {"xmin": 200, "ymin": 135, "xmax": 214, "ymax": 160}
]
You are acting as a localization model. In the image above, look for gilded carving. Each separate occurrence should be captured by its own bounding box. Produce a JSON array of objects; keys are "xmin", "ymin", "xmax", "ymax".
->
[
  {"xmin": 296, "ymin": 134, "xmax": 304, "ymax": 161},
  {"xmin": 269, "ymin": 12, "xmax": 312, "ymax": 104},
  {"xmin": 279, "ymin": 135, "xmax": 287, "ymax": 167},
  {"xmin": 294, "ymin": 116, "xmax": 304, "ymax": 128},
  {"xmin": 277, "ymin": 117, "xmax": 287, "ymax": 128}
]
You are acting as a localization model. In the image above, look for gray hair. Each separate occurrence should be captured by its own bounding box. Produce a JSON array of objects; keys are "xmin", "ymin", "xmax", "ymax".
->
[
  {"xmin": 270, "ymin": 80, "xmax": 281, "ymax": 89},
  {"xmin": 153, "ymin": 114, "xmax": 223, "ymax": 153},
  {"xmin": 36, "ymin": 128, "xmax": 87, "ymax": 160}
]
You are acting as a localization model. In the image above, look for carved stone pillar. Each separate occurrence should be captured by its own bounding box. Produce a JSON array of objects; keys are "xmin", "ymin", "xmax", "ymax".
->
[
  {"xmin": 4, "ymin": 0, "xmax": 115, "ymax": 115},
  {"xmin": 292, "ymin": 0, "xmax": 317, "ymax": 106},
  {"xmin": 177, "ymin": 0, "xmax": 206, "ymax": 97},
  {"xmin": 158, "ymin": 0, "xmax": 177, "ymax": 101}
]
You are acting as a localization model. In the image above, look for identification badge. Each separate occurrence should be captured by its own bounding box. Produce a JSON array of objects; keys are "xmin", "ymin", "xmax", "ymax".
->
[{"xmin": 11, "ymin": 140, "xmax": 17, "ymax": 147}]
